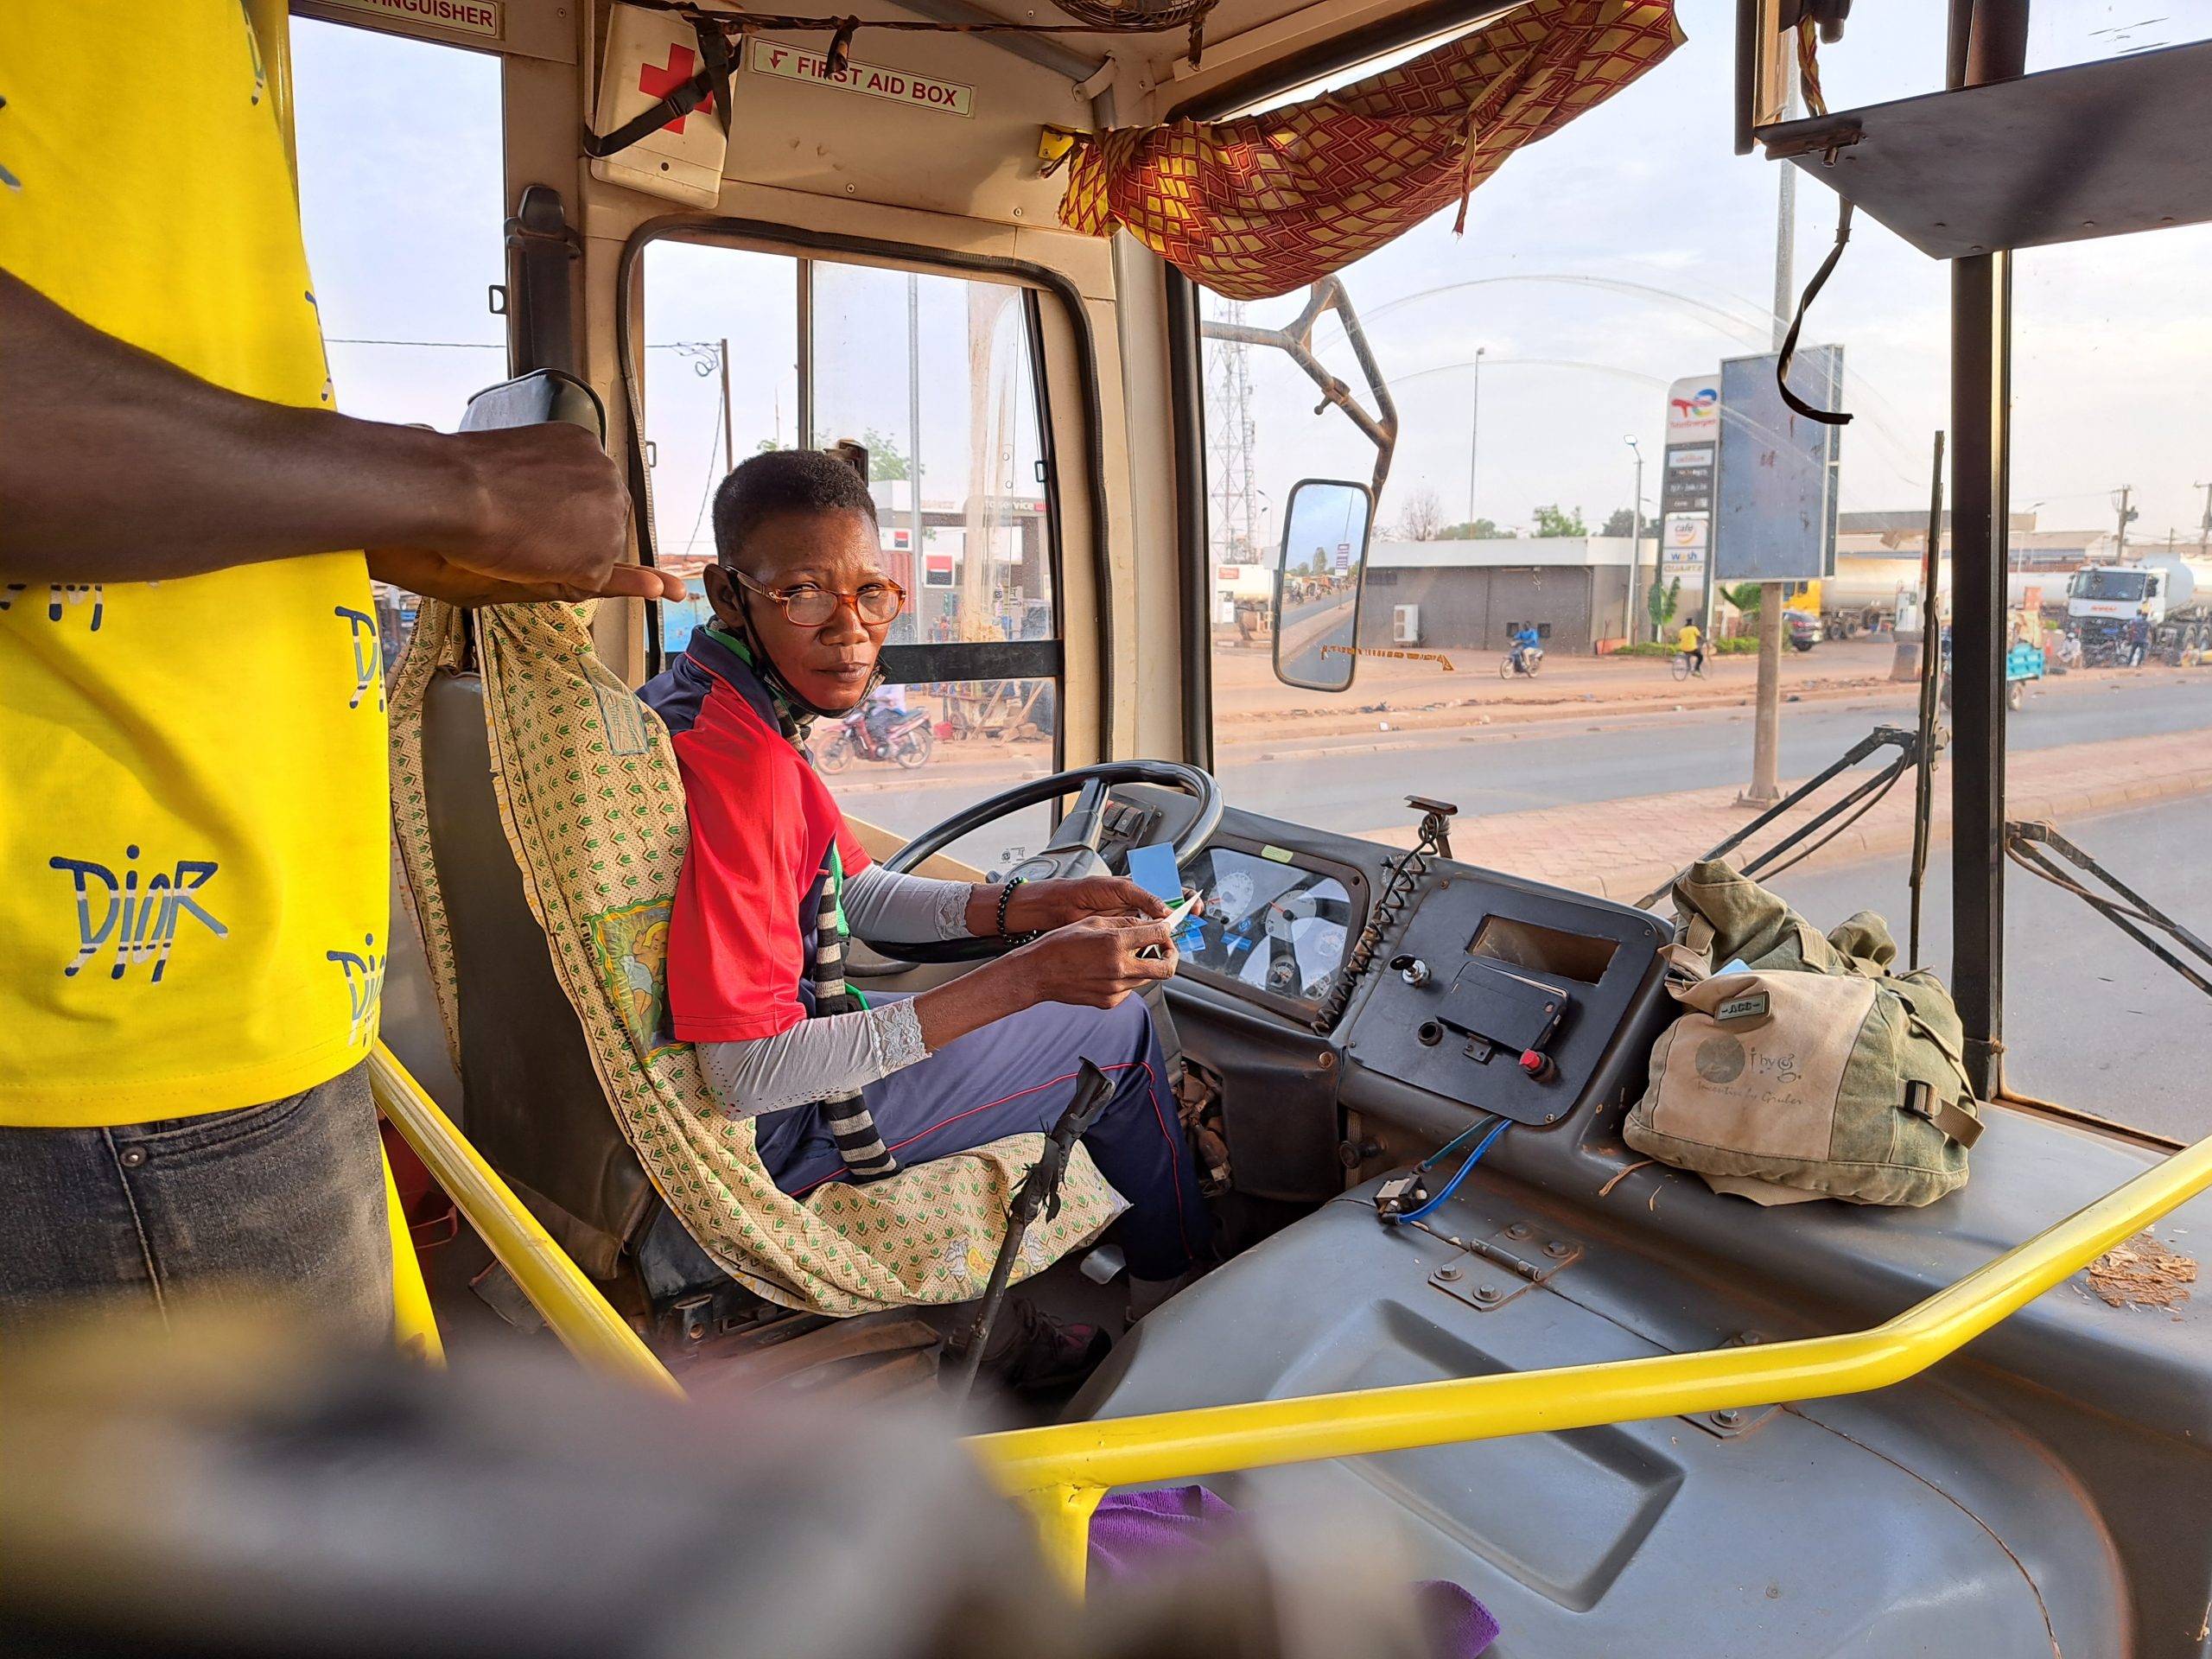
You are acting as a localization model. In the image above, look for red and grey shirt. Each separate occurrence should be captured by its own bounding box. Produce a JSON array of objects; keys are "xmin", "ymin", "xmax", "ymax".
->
[{"xmin": 641, "ymin": 627, "xmax": 871, "ymax": 1045}]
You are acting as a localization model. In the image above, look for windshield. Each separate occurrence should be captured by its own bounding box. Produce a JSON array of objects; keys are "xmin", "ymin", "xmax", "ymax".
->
[{"xmin": 2071, "ymin": 569, "xmax": 2150, "ymax": 601}]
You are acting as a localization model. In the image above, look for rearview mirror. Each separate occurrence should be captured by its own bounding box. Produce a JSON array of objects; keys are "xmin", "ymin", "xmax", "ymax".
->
[{"xmin": 1271, "ymin": 479, "xmax": 1375, "ymax": 692}]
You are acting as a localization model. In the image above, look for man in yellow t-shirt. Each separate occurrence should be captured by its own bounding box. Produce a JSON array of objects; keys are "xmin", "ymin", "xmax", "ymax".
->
[
  {"xmin": 0, "ymin": 3, "xmax": 681, "ymax": 1338},
  {"xmin": 1676, "ymin": 615, "xmax": 1705, "ymax": 677}
]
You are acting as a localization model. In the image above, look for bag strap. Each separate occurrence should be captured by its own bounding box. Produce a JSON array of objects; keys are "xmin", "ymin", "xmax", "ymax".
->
[
  {"xmin": 1661, "ymin": 908, "xmax": 1718, "ymax": 987},
  {"xmin": 582, "ymin": 16, "xmax": 732, "ymax": 160},
  {"xmin": 1902, "ymin": 1079, "xmax": 1985, "ymax": 1148}
]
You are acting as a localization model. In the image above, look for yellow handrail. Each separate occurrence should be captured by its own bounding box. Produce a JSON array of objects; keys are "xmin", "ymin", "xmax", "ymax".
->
[
  {"xmin": 383, "ymin": 1154, "xmax": 447, "ymax": 1365},
  {"xmin": 971, "ymin": 1132, "xmax": 2212, "ymax": 1592},
  {"xmin": 366, "ymin": 1043, "xmax": 684, "ymax": 1399}
]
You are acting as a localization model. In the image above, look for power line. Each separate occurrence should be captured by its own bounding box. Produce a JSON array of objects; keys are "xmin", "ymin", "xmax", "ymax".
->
[
  {"xmin": 324, "ymin": 337, "xmax": 706, "ymax": 350},
  {"xmin": 680, "ymin": 394, "xmax": 727, "ymax": 558}
]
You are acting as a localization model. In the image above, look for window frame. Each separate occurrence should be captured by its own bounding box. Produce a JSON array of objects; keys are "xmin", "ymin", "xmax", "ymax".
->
[{"xmin": 614, "ymin": 216, "xmax": 1111, "ymax": 760}]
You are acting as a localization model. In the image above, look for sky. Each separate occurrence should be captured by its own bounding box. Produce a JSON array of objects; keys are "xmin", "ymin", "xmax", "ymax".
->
[{"xmin": 289, "ymin": 2, "xmax": 2212, "ymax": 569}]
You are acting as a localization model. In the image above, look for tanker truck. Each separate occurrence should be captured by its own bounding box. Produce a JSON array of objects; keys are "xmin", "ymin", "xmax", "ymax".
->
[
  {"xmin": 1817, "ymin": 553, "xmax": 2065, "ymax": 639},
  {"xmin": 2066, "ymin": 555, "xmax": 2212, "ymax": 663}
]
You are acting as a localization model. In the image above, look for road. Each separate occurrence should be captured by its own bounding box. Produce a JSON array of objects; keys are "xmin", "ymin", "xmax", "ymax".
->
[
  {"xmin": 1218, "ymin": 672, "xmax": 2212, "ymax": 838},
  {"xmin": 1275, "ymin": 591, "xmax": 1358, "ymax": 686},
  {"xmin": 1768, "ymin": 797, "xmax": 2212, "ymax": 1141},
  {"xmin": 848, "ymin": 671, "xmax": 2212, "ymax": 857}
]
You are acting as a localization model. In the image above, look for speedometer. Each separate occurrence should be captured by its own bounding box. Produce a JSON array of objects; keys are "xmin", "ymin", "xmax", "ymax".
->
[{"xmin": 1214, "ymin": 868, "xmax": 1256, "ymax": 922}]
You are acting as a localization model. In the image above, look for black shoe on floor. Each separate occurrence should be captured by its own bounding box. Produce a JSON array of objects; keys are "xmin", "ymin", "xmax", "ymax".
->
[{"xmin": 982, "ymin": 1299, "xmax": 1111, "ymax": 1395}]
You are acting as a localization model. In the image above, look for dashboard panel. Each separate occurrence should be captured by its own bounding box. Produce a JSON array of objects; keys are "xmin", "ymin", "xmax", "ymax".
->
[{"xmin": 1174, "ymin": 839, "xmax": 1368, "ymax": 1021}]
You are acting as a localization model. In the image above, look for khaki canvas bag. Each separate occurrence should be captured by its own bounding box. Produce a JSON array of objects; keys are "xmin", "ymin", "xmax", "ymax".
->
[{"xmin": 1624, "ymin": 861, "xmax": 1986, "ymax": 1207}]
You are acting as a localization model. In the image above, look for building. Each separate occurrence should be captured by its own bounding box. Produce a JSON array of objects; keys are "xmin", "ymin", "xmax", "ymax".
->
[{"xmin": 1356, "ymin": 535, "xmax": 1672, "ymax": 656}]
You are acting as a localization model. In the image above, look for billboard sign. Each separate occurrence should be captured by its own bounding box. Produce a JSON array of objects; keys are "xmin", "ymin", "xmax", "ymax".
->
[
  {"xmin": 1667, "ymin": 378, "xmax": 1719, "ymax": 446},
  {"xmin": 1714, "ymin": 346, "xmax": 1843, "ymax": 583},
  {"xmin": 1661, "ymin": 445, "xmax": 1713, "ymax": 514}
]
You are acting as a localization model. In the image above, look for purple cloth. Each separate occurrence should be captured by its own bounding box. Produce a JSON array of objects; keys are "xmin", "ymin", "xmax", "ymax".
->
[{"xmin": 1090, "ymin": 1486, "xmax": 1500, "ymax": 1658}]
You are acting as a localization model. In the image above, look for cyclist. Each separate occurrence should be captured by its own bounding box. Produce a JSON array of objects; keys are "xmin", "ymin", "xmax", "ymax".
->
[{"xmin": 1676, "ymin": 614, "xmax": 1705, "ymax": 677}]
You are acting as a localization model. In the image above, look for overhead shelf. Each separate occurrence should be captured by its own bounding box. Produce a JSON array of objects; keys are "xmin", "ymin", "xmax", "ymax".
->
[{"xmin": 1755, "ymin": 39, "xmax": 2212, "ymax": 261}]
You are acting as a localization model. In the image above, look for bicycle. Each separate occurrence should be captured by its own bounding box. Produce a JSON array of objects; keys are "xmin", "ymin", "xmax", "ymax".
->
[{"xmin": 1670, "ymin": 651, "xmax": 1707, "ymax": 682}]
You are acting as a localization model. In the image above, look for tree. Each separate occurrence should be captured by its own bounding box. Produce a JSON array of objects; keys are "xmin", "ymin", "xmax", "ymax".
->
[
  {"xmin": 1600, "ymin": 507, "xmax": 1655, "ymax": 539},
  {"xmin": 1647, "ymin": 574, "xmax": 1681, "ymax": 634},
  {"xmin": 1394, "ymin": 486, "xmax": 1446, "ymax": 541},
  {"xmin": 1723, "ymin": 582, "xmax": 1764, "ymax": 615},
  {"xmin": 753, "ymin": 437, "xmax": 785, "ymax": 455},
  {"xmin": 1533, "ymin": 504, "xmax": 1587, "ymax": 538},
  {"xmin": 861, "ymin": 427, "xmax": 911, "ymax": 482},
  {"xmin": 1439, "ymin": 518, "xmax": 1508, "ymax": 540}
]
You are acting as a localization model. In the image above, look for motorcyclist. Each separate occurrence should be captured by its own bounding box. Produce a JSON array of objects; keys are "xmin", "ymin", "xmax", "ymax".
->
[
  {"xmin": 1510, "ymin": 625, "xmax": 1541, "ymax": 673},
  {"xmin": 861, "ymin": 682, "xmax": 910, "ymax": 753}
]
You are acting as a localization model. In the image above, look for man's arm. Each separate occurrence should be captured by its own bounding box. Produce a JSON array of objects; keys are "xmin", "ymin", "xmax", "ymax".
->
[{"xmin": 0, "ymin": 268, "xmax": 682, "ymax": 605}]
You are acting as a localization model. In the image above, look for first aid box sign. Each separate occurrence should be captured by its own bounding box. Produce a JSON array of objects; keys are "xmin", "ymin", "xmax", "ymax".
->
[{"xmin": 748, "ymin": 38, "xmax": 975, "ymax": 117}]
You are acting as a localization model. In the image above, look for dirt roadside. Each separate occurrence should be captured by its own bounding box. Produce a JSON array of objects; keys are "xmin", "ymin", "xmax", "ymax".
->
[{"xmin": 1212, "ymin": 639, "xmax": 2212, "ymax": 747}]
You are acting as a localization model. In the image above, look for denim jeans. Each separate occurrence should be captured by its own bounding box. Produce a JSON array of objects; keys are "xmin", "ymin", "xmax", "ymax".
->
[
  {"xmin": 0, "ymin": 1064, "xmax": 392, "ymax": 1344},
  {"xmin": 759, "ymin": 994, "xmax": 1211, "ymax": 1281}
]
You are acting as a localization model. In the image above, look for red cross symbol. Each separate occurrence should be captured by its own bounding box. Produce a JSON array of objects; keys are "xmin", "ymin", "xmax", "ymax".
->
[{"xmin": 638, "ymin": 43, "xmax": 712, "ymax": 134}]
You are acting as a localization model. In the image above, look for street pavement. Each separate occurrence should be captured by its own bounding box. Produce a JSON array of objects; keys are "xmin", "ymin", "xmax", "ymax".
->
[
  {"xmin": 1225, "ymin": 672, "xmax": 2212, "ymax": 837},
  {"xmin": 846, "ymin": 671, "xmax": 2212, "ymax": 854}
]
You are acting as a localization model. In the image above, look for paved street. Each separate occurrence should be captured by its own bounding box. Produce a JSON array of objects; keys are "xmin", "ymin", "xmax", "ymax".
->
[
  {"xmin": 1223, "ymin": 673, "xmax": 2212, "ymax": 839},
  {"xmin": 843, "ymin": 672, "xmax": 2212, "ymax": 855}
]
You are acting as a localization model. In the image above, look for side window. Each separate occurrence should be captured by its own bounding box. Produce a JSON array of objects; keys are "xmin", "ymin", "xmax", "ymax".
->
[
  {"xmin": 644, "ymin": 244, "xmax": 1060, "ymax": 875},
  {"xmin": 290, "ymin": 19, "xmax": 507, "ymax": 667}
]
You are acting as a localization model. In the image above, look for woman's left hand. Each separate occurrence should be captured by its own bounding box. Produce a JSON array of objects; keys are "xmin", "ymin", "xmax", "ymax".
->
[{"xmin": 978, "ymin": 875, "xmax": 1171, "ymax": 937}]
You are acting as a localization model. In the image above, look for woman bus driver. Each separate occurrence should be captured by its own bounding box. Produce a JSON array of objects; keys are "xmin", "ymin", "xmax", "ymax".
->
[{"xmin": 640, "ymin": 451, "xmax": 1210, "ymax": 1351}]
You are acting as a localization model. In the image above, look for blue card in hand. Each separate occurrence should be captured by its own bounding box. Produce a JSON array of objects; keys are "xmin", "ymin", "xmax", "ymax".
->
[{"xmin": 1126, "ymin": 842, "xmax": 1184, "ymax": 904}]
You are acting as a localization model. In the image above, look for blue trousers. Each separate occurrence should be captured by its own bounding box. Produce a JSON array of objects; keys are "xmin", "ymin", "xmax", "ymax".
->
[{"xmin": 756, "ymin": 995, "xmax": 1209, "ymax": 1280}]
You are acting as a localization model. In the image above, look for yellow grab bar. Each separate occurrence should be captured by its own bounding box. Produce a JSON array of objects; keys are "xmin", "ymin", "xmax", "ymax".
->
[
  {"xmin": 383, "ymin": 1154, "xmax": 447, "ymax": 1365},
  {"xmin": 972, "ymin": 1131, "xmax": 2212, "ymax": 1592},
  {"xmin": 367, "ymin": 1043, "xmax": 683, "ymax": 1399}
]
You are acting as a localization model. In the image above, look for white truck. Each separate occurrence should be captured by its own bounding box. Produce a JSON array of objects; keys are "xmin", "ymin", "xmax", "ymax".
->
[{"xmin": 2066, "ymin": 555, "xmax": 2212, "ymax": 663}]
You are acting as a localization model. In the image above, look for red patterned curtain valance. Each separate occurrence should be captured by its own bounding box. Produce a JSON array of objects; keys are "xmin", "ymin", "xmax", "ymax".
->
[{"xmin": 1055, "ymin": 0, "xmax": 1685, "ymax": 302}]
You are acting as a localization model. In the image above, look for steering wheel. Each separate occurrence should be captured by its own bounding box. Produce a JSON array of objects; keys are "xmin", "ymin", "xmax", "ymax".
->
[{"xmin": 873, "ymin": 760, "xmax": 1224, "ymax": 963}]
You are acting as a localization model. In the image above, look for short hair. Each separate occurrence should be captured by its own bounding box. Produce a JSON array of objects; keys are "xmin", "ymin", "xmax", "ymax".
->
[{"xmin": 711, "ymin": 448, "xmax": 879, "ymax": 572}]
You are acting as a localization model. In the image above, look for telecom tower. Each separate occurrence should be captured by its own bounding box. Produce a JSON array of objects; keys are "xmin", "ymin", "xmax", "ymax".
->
[{"xmin": 1205, "ymin": 302, "xmax": 1261, "ymax": 563}]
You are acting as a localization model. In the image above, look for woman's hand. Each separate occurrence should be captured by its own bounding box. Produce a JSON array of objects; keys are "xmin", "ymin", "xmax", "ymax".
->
[
  {"xmin": 1003, "ymin": 914, "xmax": 1179, "ymax": 1008},
  {"xmin": 968, "ymin": 874, "xmax": 1166, "ymax": 937},
  {"xmin": 910, "ymin": 912, "xmax": 1179, "ymax": 1052}
]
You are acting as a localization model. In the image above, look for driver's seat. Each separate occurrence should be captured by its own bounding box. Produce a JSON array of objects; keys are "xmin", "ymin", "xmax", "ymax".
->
[
  {"xmin": 410, "ymin": 370, "xmax": 764, "ymax": 1341},
  {"xmin": 421, "ymin": 660, "xmax": 766, "ymax": 1340}
]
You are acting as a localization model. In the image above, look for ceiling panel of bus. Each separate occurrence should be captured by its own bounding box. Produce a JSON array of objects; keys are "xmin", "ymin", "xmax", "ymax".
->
[{"xmin": 701, "ymin": 0, "xmax": 1485, "ymax": 228}]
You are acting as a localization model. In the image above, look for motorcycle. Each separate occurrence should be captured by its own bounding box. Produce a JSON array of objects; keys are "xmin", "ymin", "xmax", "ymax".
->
[
  {"xmin": 1499, "ymin": 644, "xmax": 1545, "ymax": 678},
  {"xmin": 815, "ymin": 703, "xmax": 936, "ymax": 772}
]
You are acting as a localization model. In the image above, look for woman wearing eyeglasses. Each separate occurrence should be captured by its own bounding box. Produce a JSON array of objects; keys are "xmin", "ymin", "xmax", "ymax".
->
[{"xmin": 640, "ymin": 450, "xmax": 1209, "ymax": 1373}]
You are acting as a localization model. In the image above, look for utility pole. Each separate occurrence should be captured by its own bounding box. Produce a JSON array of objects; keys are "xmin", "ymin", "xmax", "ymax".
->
[
  {"xmin": 2198, "ymin": 480, "xmax": 2211, "ymax": 558},
  {"xmin": 1743, "ymin": 90, "xmax": 1796, "ymax": 807},
  {"xmin": 2114, "ymin": 483, "xmax": 2134, "ymax": 561},
  {"xmin": 906, "ymin": 275, "xmax": 924, "ymax": 601},
  {"xmin": 1624, "ymin": 434, "xmax": 1645, "ymax": 640},
  {"xmin": 716, "ymin": 338, "xmax": 734, "ymax": 476},
  {"xmin": 1466, "ymin": 346, "xmax": 1487, "ymax": 530}
]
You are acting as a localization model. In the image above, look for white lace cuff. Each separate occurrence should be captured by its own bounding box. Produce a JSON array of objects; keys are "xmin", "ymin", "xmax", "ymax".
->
[
  {"xmin": 934, "ymin": 880, "xmax": 975, "ymax": 941},
  {"xmin": 874, "ymin": 995, "xmax": 931, "ymax": 1069}
]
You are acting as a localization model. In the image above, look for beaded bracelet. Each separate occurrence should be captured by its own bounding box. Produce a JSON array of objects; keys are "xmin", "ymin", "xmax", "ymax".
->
[{"xmin": 995, "ymin": 875, "xmax": 1041, "ymax": 944}]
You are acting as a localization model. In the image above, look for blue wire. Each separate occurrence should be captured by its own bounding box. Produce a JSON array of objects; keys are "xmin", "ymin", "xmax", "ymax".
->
[{"xmin": 1392, "ymin": 1116, "xmax": 1511, "ymax": 1225}]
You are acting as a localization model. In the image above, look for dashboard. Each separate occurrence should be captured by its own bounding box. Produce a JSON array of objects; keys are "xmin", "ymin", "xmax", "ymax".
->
[
  {"xmin": 1103, "ymin": 785, "xmax": 1673, "ymax": 1134},
  {"xmin": 1173, "ymin": 842, "xmax": 1363, "ymax": 1017}
]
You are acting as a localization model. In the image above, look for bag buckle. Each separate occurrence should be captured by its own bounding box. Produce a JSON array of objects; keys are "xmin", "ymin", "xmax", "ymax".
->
[{"xmin": 1903, "ymin": 1078, "xmax": 1986, "ymax": 1148}]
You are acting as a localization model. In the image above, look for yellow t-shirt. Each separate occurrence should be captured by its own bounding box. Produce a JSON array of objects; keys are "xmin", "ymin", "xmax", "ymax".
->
[
  {"xmin": 0, "ymin": 3, "xmax": 389, "ymax": 1127},
  {"xmin": 1677, "ymin": 624, "xmax": 1701, "ymax": 652}
]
